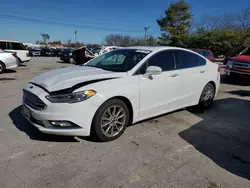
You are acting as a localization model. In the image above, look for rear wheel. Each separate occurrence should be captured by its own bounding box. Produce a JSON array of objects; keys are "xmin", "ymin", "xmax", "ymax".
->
[
  {"xmin": 92, "ymin": 99, "xmax": 130, "ymax": 142},
  {"xmin": 197, "ymin": 83, "xmax": 215, "ymax": 109},
  {"xmin": 0, "ymin": 62, "xmax": 5, "ymax": 74}
]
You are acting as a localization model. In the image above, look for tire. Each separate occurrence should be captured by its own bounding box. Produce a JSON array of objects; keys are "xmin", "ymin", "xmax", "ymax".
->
[
  {"xmin": 0, "ymin": 62, "xmax": 5, "ymax": 74},
  {"xmin": 197, "ymin": 83, "xmax": 215, "ymax": 109},
  {"xmin": 69, "ymin": 58, "xmax": 75, "ymax": 64},
  {"xmin": 92, "ymin": 99, "xmax": 130, "ymax": 142}
]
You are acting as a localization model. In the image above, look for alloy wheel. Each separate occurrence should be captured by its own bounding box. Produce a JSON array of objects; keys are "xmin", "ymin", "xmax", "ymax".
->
[
  {"xmin": 202, "ymin": 84, "xmax": 214, "ymax": 107},
  {"xmin": 101, "ymin": 105, "xmax": 126, "ymax": 137}
]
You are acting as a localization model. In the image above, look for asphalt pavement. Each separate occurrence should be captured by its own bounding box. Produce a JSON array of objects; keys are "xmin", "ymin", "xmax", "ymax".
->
[{"xmin": 0, "ymin": 58, "xmax": 250, "ymax": 188}]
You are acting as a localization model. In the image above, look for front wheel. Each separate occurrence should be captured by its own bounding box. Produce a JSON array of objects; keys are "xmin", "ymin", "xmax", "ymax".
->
[
  {"xmin": 197, "ymin": 83, "xmax": 215, "ymax": 109},
  {"xmin": 92, "ymin": 99, "xmax": 130, "ymax": 142}
]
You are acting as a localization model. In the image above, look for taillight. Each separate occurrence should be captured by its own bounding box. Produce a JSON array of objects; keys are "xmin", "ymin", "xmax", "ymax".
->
[
  {"xmin": 217, "ymin": 65, "xmax": 220, "ymax": 72},
  {"xmin": 210, "ymin": 57, "xmax": 215, "ymax": 63},
  {"xmin": 12, "ymin": 53, "xmax": 17, "ymax": 57}
]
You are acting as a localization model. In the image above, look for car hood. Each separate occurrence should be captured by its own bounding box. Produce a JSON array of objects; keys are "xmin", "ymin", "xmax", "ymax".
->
[
  {"xmin": 231, "ymin": 55, "xmax": 250, "ymax": 61},
  {"xmin": 29, "ymin": 65, "xmax": 127, "ymax": 92}
]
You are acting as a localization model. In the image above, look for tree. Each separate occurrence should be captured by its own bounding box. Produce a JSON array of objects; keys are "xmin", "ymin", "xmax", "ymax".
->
[
  {"xmin": 190, "ymin": 8, "xmax": 250, "ymax": 56},
  {"xmin": 103, "ymin": 34, "xmax": 158, "ymax": 47},
  {"xmin": 157, "ymin": 0, "xmax": 192, "ymax": 47},
  {"xmin": 40, "ymin": 33, "xmax": 50, "ymax": 45},
  {"xmin": 103, "ymin": 34, "xmax": 123, "ymax": 46},
  {"xmin": 66, "ymin": 39, "xmax": 72, "ymax": 46}
]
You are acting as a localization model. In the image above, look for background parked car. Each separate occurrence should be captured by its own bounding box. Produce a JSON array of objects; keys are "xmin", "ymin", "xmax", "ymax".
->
[
  {"xmin": 91, "ymin": 46, "xmax": 119, "ymax": 56},
  {"xmin": 28, "ymin": 48, "xmax": 41, "ymax": 57},
  {"xmin": 0, "ymin": 49, "xmax": 20, "ymax": 74},
  {"xmin": 72, "ymin": 46, "xmax": 95, "ymax": 65},
  {"xmin": 91, "ymin": 47, "xmax": 102, "ymax": 56},
  {"xmin": 60, "ymin": 48, "xmax": 75, "ymax": 63},
  {"xmin": 191, "ymin": 49, "xmax": 215, "ymax": 62},
  {"xmin": 0, "ymin": 40, "xmax": 30, "ymax": 62},
  {"xmin": 224, "ymin": 46, "xmax": 250, "ymax": 79},
  {"xmin": 40, "ymin": 48, "xmax": 55, "ymax": 57}
]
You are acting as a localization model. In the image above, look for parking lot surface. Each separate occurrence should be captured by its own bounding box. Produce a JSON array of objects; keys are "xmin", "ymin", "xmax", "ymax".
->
[{"xmin": 1, "ymin": 58, "xmax": 250, "ymax": 188}]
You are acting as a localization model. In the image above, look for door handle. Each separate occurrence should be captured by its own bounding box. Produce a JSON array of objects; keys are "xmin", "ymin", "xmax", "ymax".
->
[
  {"xmin": 200, "ymin": 70, "xmax": 205, "ymax": 73},
  {"xmin": 170, "ymin": 73, "xmax": 179, "ymax": 77}
]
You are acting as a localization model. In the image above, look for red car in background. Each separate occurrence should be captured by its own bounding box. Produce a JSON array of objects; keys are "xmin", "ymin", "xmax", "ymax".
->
[
  {"xmin": 191, "ymin": 49, "xmax": 215, "ymax": 62},
  {"xmin": 225, "ymin": 46, "xmax": 250, "ymax": 78}
]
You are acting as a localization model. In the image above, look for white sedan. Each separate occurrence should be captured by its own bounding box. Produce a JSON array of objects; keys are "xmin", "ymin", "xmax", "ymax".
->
[
  {"xmin": 0, "ymin": 49, "xmax": 20, "ymax": 73},
  {"xmin": 22, "ymin": 46, "xmax": 220, "ymax": 141}
]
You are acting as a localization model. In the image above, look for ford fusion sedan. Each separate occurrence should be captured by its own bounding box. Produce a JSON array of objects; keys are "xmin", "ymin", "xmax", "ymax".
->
[{"xmin": 22, "ymin": 46, "xmax": 220, "ymax": 141}]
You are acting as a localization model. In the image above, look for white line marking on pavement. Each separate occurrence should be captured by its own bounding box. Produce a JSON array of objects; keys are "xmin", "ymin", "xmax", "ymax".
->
[
  {"xmin": 48, "ymin": 144, "xmax": 56, "ymax": 148},
  {"xmin": 0, "ymin": 129, "xmax": 4, "ymax": 131},
  {"xmin": 9, "ymin": 151, "xmax": 26, "ymax": 159},
  {"xmin": 165, "ymin": 144, "xmax": 193, "ymax": 158}
]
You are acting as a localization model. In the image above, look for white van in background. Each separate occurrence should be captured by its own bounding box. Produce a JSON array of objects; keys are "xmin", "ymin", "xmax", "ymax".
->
[{"xmin": 0, "ymin": 40, "xmax": 31, "ymax": 62}]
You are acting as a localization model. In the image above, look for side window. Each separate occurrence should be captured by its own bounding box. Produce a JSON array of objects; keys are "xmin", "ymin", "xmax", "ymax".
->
[
  {"xmin": 174, "ymin": 50, "xmax": 203, "ymax": 69},
  {"xmin": 0, "ymin": 42, "xmax": 6, "ymax": 49},
  {"xmin": 10, "ymin": 42, "xmax": 26, "ymax": 50},
  {"xmin": 139, "ymin": 50, "xmax": 175, "ymax": 74}
]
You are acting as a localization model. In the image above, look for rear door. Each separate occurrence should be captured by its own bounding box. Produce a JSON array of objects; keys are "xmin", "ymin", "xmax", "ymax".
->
[
  {"xmin": 5, "ymin": 42, "xmax": 30, "ymax": 62},
  {"xmin": 173, "ymin": 50, "xmax": 207, "ymax": 106}
]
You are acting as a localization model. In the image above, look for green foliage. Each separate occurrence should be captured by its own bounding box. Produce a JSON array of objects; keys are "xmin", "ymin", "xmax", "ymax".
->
[
  {"xmin": 157, "ymin": 0, "xmax": 192, "ymax": 47},
  {"xmin": 188, "ymin": 27, "xmax": 250, "ymax": 56},
  {"xmin": 40, "ymin": 33, "xmax": 50, "ymax": 44},
  {"xmin": 157, "ymin": 3, "xmax": 250, "ymax": 55}
]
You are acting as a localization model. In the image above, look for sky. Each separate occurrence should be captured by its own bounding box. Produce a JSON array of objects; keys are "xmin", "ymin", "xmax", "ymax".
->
[{"xmin": 0, "ymin": 0, "xmax": 249, "ymax": 44}]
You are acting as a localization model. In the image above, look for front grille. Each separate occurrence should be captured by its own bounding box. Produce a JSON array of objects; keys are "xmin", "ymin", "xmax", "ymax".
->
[
  {"xmin": 23, "ymin": 90, "xmax": 46, "ymax": 110},
  {"xmin": 233, "ymin": 61, "xmax": 250, "ymax": 70}
]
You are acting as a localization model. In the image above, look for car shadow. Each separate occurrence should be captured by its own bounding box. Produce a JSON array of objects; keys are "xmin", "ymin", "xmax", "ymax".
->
[
  {"xmin": 4, "ymin": 69, "xmax": 16, "ymax": 73},
  {"xmin": 9, "ymin": 105, "xmax": 79, "ymax": 142},
  {"xmin": 226, "ymin": 90, "xmax": 250, "ymax": 97},
  {"xmin": 179, "ymin": 98, "xmax": 250, "ymax": 180},
  {"xmin": 56, "ymin": 61, "xmax": 69, "ymax": 64},
  {"xmin": 19, "ymin": 64, "xmax": 27, "ymax": 67},
  {"xmin": 0, "ymin": 78, "xmax": 16, "ymax": 81},
  {"xmin": 220, "ymin": 74, "xmax": 250, "ymax": 86}
]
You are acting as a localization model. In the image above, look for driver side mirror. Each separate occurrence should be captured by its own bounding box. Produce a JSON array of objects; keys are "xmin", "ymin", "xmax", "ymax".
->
[{"xmin": 144, "ymin": 66, "xmax": 162, "ymax": 77}]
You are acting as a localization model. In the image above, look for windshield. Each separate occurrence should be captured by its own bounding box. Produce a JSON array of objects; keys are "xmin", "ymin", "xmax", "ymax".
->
[
  {"xmin": 197, "ymin": 50, "xmax": 210, "ymax": 57},
  {"xmin": 240, "ymin": 47, "xmax": 250, "ymax": 56},
  {"xmin": 84, "ymin": 49, "xmax": 151, "ymax": 72},
  {"xmin": 91, "ymin": 47, "xmax": 102, "ymax": 54}
]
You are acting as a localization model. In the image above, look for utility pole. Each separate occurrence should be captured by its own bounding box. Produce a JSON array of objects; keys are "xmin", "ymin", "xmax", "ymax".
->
[
  {"xmin": 74, "ymin": 30, "xmax": 77, "ymax": 48},
  {"xmin": 144, "ymin": 26, "xmax": 150, "ymax": 46}
]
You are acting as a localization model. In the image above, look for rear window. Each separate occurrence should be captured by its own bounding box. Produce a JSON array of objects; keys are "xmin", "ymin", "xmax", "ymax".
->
[
  {"xmin": 0, "ymin": 42, "xmax": 6, "ymax": 49},
  {"xmin": 197, "ymin": 50, "xmax": 211, "ymax": 57},
  {"xmin": 10, "ymin": 42, "xmax": 27, "ymax": 50}
]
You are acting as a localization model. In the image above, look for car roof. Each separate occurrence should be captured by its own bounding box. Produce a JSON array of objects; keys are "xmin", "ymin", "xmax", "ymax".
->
[
  {"xmin": 123, "ymin": 46, "xmax": 192, "ymax": 52},
  {"xmin": 0, "ymin": 40, "xmax": 22, "ymax": 43},
  {"xmin": 191, "ymin": 48, "xmax": 211, "ymax": 52}
]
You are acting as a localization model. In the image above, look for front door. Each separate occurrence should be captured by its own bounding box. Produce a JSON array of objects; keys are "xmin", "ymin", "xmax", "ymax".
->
[{"xmin": 138, "ymin": 50, "xmax": 182, "ymax": 117}]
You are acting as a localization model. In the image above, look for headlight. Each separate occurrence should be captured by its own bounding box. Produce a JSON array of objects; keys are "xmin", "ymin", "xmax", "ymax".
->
[{"xmin": 46, "ymin": 90, "xmax": 96, "ymax": 103}]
